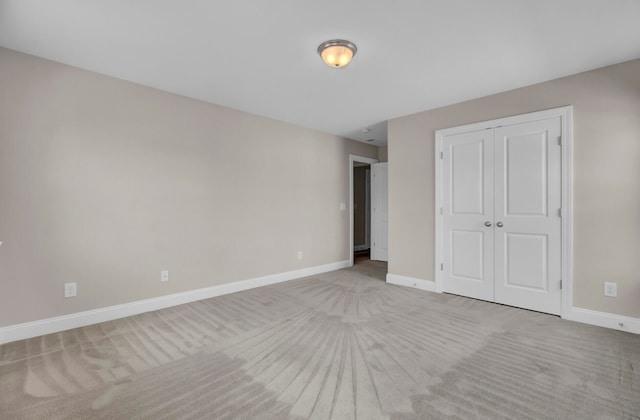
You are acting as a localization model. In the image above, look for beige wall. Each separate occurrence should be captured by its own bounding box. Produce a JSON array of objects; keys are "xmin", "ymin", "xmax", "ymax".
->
[
  {"xmin": 377, "ymin": 146, "xmax": 388, "ymax": 162},
  {"xmin": 0, "ymin": 48, "xmax": 378, "ymax": 327},
  {"xmin": 389, "ymin": 58, "xmax": 640, "ymax": 319}
]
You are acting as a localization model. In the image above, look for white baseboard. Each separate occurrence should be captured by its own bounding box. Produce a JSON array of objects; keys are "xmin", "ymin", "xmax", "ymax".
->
[
  {"xmin": 353, "ymin": 244, "xmax": 369, "ymax": 252},
  {"xmin": 386, "ymin": 273, "xmax": 437, "ymax": 292},
  {"xmin": 562, "ymin": 306, "xmax": 640, "ymax": 335},
  {"xmin": 386, "ymin": 273, "xmax": 639, "ymax": 335},
  {"xmin": 0, "ymin": 260, "xmax": 351, "ymax": 345}
]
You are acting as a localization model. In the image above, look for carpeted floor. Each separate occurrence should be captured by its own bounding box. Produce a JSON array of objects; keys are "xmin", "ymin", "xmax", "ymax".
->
[{"xmin": 1, "ymin": 259, "xmax": 639, "ymax": 419}]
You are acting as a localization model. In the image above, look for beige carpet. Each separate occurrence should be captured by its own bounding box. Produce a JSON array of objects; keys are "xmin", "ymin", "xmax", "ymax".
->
[{"xmin": 1, "ymin": 259, "xmax": 639, "ymax": 419}]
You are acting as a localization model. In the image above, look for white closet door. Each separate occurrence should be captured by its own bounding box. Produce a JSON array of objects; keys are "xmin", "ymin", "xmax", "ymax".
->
[
  {"xmin": 371, "ymin": 162, "xmax": 388, "ymax": 261},
  {"xmin": 442, "ymin": 129, "xmax": 494, "ymax": 301},
  {"xmin": 440, "ymin": 116, "xmax": 563, "ymax": 315},
  {"xmin": 494, "ymin": 118, "xmax": 563, "ymax": 315}
]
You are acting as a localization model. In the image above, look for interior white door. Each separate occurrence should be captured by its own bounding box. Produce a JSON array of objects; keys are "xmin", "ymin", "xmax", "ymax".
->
[
  {"xmin": 441, "ymin": 129, "xmax": 494, "ymax": 301},
  {"xmin": 494, "ymin": 118, "xmax": 562, "ymax": 315},
  {"xmin": 371, "ymin": 162, "xmax": 388, "ymax": 261},
  {"xmin": 440, "ymin": 116, "xmax": 563, "ymax": 315},
  {"xmin": 365, "ymin": 169, "xmax": 371, "ymax": 249}
]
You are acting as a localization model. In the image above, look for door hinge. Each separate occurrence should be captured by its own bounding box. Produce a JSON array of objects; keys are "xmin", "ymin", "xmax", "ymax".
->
[
  {"xmin": 440, "ymin": 207, "xmax": 443, "ymax": 215},
  {"xmin": 559, "ymin": 280, "xmax": 563, "ymax": 290},
  {"xmin": 441, "ymin": 263, "xmax": 444, "ymax": 271},
  {"xmin": 440, "ymin": 151, "xmax": 443, "ymax": 159},
  {"xmin": 558, "ymin": 208, "xmax": 562, "ymax": 217},
  {"xmin": 557, "ymin": 136, "xmax": 562, "ymax": 146}
]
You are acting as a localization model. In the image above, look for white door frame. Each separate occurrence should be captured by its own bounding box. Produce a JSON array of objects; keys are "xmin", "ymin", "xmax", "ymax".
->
[
  {"xmin": 350, "ymin": 154, "xmax": 378, "ymax": 266},
  {"xmin": 434, "ymin": 106, "xmax": 574, "ymax": 318}
]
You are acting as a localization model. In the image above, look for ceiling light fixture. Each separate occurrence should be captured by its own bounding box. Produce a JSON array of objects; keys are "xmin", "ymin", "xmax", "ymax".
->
[{"xmin": 317, "ymin": 39, "xmax": 357, "ymax": 68}]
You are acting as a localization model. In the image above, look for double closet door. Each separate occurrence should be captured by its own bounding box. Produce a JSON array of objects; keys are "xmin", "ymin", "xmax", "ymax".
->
[{"xmin": 441, "ymin": 117, "xmax": 562, "ymax": 315}]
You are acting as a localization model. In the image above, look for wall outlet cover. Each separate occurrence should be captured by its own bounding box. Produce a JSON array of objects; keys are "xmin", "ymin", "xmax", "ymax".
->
[{"xmin": 161, "ymin": 270, "xmax": 169, "ymax": 282}]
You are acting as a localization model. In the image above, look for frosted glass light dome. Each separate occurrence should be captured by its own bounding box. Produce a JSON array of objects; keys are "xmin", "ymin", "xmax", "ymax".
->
[{"xmin": 318, "ymin": 40, "xmax": 357, "ymax": 68}]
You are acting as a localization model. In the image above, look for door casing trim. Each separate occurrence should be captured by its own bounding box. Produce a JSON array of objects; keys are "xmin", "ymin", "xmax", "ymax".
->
[{"xmin": 434, "ymin": 106, "xmax": 574, "ymax": 318}]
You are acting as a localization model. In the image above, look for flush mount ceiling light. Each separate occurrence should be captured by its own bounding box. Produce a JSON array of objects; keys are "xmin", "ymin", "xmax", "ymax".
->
[{"xmin": 317, "ymin": 39, "xmax": 357, "ymax": 68}]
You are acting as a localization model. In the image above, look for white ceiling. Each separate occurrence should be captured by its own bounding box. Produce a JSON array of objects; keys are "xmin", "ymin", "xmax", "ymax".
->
[{"xmin": 2, "ymin": 1, "xmax": 640, "ymax": 146}]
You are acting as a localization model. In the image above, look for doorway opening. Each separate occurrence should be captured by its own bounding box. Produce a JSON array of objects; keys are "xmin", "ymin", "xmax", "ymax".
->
[
  {"xmin": 349, "ymin": 155, "xmax": 388, "ymax": 279},
  {"xmin": 353, "ymin": 162, "xmax": 371, "ymax": 263}
]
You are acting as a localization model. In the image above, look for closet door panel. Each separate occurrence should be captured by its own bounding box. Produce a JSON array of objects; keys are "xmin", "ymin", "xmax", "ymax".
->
[
  {"xmin": 441, "ymin": 129, "xmax": 494, "ymax": 302},
  {"xmin": 494, "ymin": 118, "xmax": 562, "ymax": 315}
]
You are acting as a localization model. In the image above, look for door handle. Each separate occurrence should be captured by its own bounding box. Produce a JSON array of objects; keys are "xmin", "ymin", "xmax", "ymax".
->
[
  {"xmin": 484, "ymin": 221, "xmax": 492, "ymax": 227},
  {"xmin": 496, "ymin": 222, "xmax": 504, "ymax": 228}
]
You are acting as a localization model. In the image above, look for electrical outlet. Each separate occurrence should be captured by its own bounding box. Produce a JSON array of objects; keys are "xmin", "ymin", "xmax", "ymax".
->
[
  {"xmin": 64, "ymin": 282, "xmax": 77, "ymax": 298},
  {"xmin": 161, "ymin": 270, "xmax": 169, "ymax": 282},
  {"xmin": 340, "ymin": 202, "xmax": 346, "ymax": 211},
  {"xmin": 603, "ymin": 282, "xmax": 617, "ymax": 297},
  {"xmin": 297, "ymin": 251, "xmax": 303, "ymax": 260}
]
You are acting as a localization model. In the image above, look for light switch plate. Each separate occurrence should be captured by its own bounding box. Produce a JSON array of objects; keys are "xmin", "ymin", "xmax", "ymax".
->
[
  {"xmin": 161, "ymin": 270, "xmax": 169, "ymax": 282},
  {"xmin": 64, "ymin": 282, "xmax": 77, "ymax": 298},
  {"xmin": 603, "ymin": 282, "xmax": 617, "ymax": 297}
]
